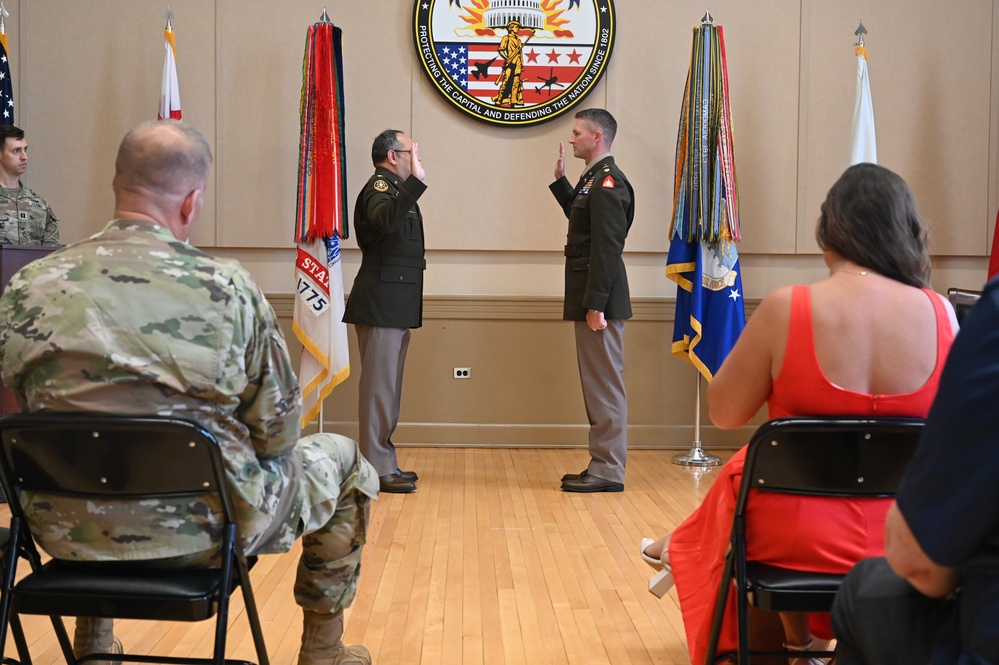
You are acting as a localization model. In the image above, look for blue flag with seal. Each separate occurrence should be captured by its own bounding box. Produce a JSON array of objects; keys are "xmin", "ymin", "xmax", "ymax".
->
[{"xmin": 666, "ymin": 21, "xmax": 745, "ymax": 381}]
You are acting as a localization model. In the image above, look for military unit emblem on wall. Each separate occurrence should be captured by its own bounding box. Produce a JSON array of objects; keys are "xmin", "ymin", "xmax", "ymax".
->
[{"xmin": 413, "ymin": 0, "xmax": 617, "ymax": 127}]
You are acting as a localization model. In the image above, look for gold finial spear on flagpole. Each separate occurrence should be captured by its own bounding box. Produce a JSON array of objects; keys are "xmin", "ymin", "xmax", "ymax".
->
[
  {"xmin": 854, "ymin": 20, "xmax": 868, "ymax": 47},
  {"xmin": 165, "ymin": 7, "xmax": 174, "ymax": 33},
  {"xmin": 0, "ymin": 3, "xmax": 9, "ymax": 37}
]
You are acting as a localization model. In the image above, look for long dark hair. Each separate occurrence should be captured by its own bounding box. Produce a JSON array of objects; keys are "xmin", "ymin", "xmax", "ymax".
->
[{"xmin": 816, "ymin": 163, "xmax": 931, "ymax": 288}]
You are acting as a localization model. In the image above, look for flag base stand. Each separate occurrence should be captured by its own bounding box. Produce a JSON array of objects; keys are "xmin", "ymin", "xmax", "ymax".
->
[
  {"xmin": 672, "ymin": 444, "xmax": 722, "ymax": 466},
  {"xmin": 672, "ymin": 373, "xmax": 723, "ymax": 467}
]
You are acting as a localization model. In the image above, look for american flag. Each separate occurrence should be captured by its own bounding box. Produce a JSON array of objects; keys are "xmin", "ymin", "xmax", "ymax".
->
[
  {"xmin": 0, "ymin": 32, "xmax": 14, "ymax": 125},
  {"xmin": 435, "ymin": 42, "xmax": 591, "ymax": 105}
]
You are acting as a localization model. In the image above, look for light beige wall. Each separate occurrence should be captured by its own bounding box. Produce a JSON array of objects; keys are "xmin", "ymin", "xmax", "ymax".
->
[
  {"xmin": 13, "ymin": 0, "xmax": 996, "ymax": 297},
  {"xmin": 272, "ymin": 294, "xmax": 763, "ymax": 448},
  {"xmin": 6, "ymin": 0, "xmax": 996, "ymax": 446}
]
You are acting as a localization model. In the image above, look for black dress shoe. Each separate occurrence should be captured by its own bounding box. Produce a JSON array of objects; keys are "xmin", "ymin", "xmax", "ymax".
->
[
  {"xmin": 561, "ymin": 469, "xmax": 588, "ymax": 482},
  {"xmin": 561, "ymin": 474, "xmax": 623, "ymax": 493},
  {"xmin": 396, "ymin": 468, "xmax": 419, "ymax": 482},
  {"xmin": 379, "ymin": 472, "xmax": 417, "ymax": 494}
]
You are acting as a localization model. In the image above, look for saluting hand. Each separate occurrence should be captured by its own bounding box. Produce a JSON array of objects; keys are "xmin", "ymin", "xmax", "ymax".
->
[
  {"xmin": 412, "ymin": 142, "xmax": 426, "ymax": 181},
  {"xmin": 554, "ymin": 141, "xmax": 566, "ymax": 181}
]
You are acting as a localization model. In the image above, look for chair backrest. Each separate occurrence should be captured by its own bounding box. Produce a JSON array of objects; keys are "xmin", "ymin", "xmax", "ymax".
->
[
  {"xmin": 0, "ymin": 413, "xmax": 270, "ymax": 665},
  {"xmin": 735, "ymin": 417, "xmax": 925, "ymax": 512},
  {"xmin": 705, "ymin": 417, "xmax": 925, "ymax": 665},
  {"xmin": 947, "ymin": 287, "xmax": 982, "ymax": 326},
  {"xmin": 0, "ymin": 412, "xmax": 236, "ymax": 524}
]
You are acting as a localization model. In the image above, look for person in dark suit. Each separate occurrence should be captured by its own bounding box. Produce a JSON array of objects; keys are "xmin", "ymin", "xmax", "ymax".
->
[
  {"xmin": 549, "ymin": 108, "xmax": 635, "ymax": 493},
  {"xmin": 343, "ymin": 129, "xmax": 426, "ymax": 494}
]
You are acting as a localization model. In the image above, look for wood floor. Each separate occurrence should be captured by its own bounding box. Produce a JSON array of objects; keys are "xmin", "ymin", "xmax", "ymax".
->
[{"xmin": 1, "ymin": 447, "xmax": 732, "ymax": 665}]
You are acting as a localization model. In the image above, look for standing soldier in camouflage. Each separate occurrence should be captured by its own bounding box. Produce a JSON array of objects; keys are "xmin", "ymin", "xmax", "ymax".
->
[
  {"xmin": 0, "ymin": 125, "xmax": 59, "ymax": 246},
  {"xmin": 0, "ymin": 121, "xmax": 377, "ymax": 665}
]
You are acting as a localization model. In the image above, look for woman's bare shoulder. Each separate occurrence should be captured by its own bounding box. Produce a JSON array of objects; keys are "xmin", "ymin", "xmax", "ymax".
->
[{"xmin": 751, "ymin": 285, "xmax": 796, "ymax": 326}]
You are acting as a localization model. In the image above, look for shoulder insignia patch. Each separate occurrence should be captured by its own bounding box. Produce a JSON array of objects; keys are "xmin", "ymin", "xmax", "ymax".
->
[
  {"xmin": 373, "ymin": 179, "xmax": 389, "ymax": 192},
  {"xmin": 602, "ymin": 175, "xmax": 615, "ymax": 189}
]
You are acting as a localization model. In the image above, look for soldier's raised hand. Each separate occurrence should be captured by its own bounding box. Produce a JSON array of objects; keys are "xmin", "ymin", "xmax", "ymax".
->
[
  {"xmin": 412, "ymin": 142, "xmax": 426, "ymax": 181},
  {"xmin": 554, "ymin": 141, "xmax": 566, "ymax": 181}
]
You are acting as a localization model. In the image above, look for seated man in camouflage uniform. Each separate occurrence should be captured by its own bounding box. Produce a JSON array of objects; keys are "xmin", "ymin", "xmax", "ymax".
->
[
  {"xmin": 0, "ymin": 125, "xmax": 59, "ymax": 245},
  {"xmin": 0, "ymin": 121, "xmax": 376, "ymax": 665}
]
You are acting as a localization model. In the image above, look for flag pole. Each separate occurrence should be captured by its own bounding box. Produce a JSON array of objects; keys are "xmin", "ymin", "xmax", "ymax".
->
[{"xmin": 672, "ymin": 373, "xmax": 722, "ymax": 466}]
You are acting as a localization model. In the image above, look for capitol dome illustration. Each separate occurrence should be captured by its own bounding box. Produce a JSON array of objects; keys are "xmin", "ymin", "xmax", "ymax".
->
[{"xmin": 483, "ymin": 0, "xmax": 545, "ymax": 31}]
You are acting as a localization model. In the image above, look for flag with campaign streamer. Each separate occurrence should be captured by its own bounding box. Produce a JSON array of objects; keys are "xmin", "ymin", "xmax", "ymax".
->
[
  {"xmin": 292, "ymin": 21, "xmax": 350, "ymax": 429},
  {"xmin": 665, "ymin": 22, "xmax": 746, "ymax": 381},
  {"xmin": 849, "ymin": 39, "xmax": 876, "ymax": 165},
  {"xmin": 158, "ymin": 22, "xmax": 181, "ymax": 120},
  {"xmin": 0, "ymin": 28, "xmax": 14, "ymax": 126}
]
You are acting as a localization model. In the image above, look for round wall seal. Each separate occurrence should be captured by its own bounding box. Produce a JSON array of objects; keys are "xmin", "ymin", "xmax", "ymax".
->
[{"xmin": 413, "ymin": 0, "xmax": 616, "ymax": 127}]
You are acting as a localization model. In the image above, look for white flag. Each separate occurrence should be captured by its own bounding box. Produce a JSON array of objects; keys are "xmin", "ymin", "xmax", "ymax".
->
[
  {"xmin": 158, "ymin": 28, "xmax": 182, "ymax": 120},
  {"xmin": 849, "ymin": 45, "xmax": 876, "ymax": 165},
  {"xmin": 293, "ymin": 235, "xmax": 350, "ymax": 429}
]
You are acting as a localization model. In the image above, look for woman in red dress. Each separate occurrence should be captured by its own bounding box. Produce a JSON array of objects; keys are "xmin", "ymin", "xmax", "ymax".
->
[{"xmin": 642, "ymin": 163, "xmax": 959, "ymax": 665}]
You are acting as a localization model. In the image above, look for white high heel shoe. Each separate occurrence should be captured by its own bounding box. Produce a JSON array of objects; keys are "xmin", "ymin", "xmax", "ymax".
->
[
  {"xmin": 784, "ymin": 639, "xmax": 827, "ymax": 665},
  {"xmin": 640, "ymin": 538, "xmax": 674, "ymax": 598},
  {"xmin": 640, "ymin": 538, "xmax": 663, "ymax": 569}
]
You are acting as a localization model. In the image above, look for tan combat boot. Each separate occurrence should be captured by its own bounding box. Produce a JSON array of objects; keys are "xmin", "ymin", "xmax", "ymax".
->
[
  {"xmin": 298, "ymin": 609, "xmax": 371, "ymax": 665},
  {"xmin": 73, "ymin": 617, "xmax": 122, "ymax": 665}
]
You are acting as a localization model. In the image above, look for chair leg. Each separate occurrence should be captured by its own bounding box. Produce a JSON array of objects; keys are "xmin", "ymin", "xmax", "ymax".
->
[
  {"xmin": 704, "ymin": 546, "xmax": 736, "ymax": 665},
  {"xmin": 214, "ymin": 543, "xmax": 236, "ymax": 665},
  {"xmin": 9, "ymin": 612, "xmax": 31, "ymax": 665},
  {"xmin": 0, "ymin": 522, "xmax": 21, "ymax": 665},
  {"xmin": 236, "ymin": 557, "xmax": 269, "ymax": 665},
  {"xmin": 733, "ymin": 531, "xmax": 750, "ymax": 665}
]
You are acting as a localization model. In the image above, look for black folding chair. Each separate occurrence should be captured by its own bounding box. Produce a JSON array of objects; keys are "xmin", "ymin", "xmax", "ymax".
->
[
  {"xmin": 947, "ymin": 287, "xmax": 981, "ymax": 326},
  {"xmin": 0, "ymin": 528, "xmax": 30, "ymax": 665},
  {"xmin": 0, "ymin": 413, "xmax": 269, "ymax": 665},
  {"xmin": 705, "ymin": 416, "xmax": 925, "ymax": 665}
]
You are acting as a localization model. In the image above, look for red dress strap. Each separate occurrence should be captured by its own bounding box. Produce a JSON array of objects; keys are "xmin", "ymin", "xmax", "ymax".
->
[
  {"xmin": 779, "ymin": 285, "xmax": 819, "ymax": 381},
  {"xmin": 922, "ymin": 287, "xmax": 955, "ymax": 377}
]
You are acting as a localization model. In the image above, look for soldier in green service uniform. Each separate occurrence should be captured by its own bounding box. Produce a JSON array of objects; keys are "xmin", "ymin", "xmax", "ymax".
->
[
  {"xmin": 550, "ymin": 108, "xmax": 635, "ymax": 494},
  {"xmin": 0, "ymin": 121, "xmax": 376, "ymax": 665},
  {"xmin": 0, "ymin": 125, "xmax": 59, "ymax": 246},
  {"xmin": 343, "ymin": 129, "xmax": 426, "ymax": 495}
]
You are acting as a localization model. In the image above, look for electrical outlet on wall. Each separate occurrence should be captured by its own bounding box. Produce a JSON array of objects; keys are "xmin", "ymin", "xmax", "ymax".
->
[{"xmin": 453, "ymin": 367, "xmax": 471, "ymax": 379}]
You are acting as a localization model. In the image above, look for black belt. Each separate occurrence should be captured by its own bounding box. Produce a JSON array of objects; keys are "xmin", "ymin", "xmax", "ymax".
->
[
  {"xmin": 361, "ymin": 256, "xmax": 426, "ymax": 269},
  {"xmin": 564, "ymin": 244, "xmax": 590, "ymax": 258}
]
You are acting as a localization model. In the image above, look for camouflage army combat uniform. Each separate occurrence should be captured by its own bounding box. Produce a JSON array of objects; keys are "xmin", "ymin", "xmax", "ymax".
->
[
  {"xmin": 0, "ymin": 183, "xmax": 60, "ymax": 245},
  {"xmin": 0, "ymin": 218, "xmax": 378, "ymax": 613}
]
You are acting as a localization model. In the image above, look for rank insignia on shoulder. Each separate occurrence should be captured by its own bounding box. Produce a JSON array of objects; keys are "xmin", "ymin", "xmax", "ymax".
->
[
  {"xmin": 373, "ymin": 179, "xmax": 389, "ymax": 192},
  {"xmin": 602, "ymin": 175, "xmax": 615, "ymax": 188}
]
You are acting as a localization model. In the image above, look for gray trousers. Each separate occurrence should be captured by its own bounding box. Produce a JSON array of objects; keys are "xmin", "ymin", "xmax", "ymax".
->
[
  {"xmin": 574, "ymin": 320, "xmax": 627, "ymax": 484},
  {"xmin": 355, "ymin": 325, "xmax": 410, "ymax": 476}
]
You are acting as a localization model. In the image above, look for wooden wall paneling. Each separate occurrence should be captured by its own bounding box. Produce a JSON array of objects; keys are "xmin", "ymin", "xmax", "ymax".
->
[
  {"xmin": 800, "ymin": 0, "xmax": 995, "ymax": 256},
  {"xmin": 24, "ymin": 0, "xmax": 217, "ymax": 246},
  {"xmin": 273, "ymin": 294, "xmax": 760, "ymax": 449}
]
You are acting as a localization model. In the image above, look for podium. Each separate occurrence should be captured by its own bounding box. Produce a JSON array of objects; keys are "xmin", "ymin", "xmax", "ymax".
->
[{"xmin": 0, "ymin": 245, "xmax": 57, "ymax": 416}]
